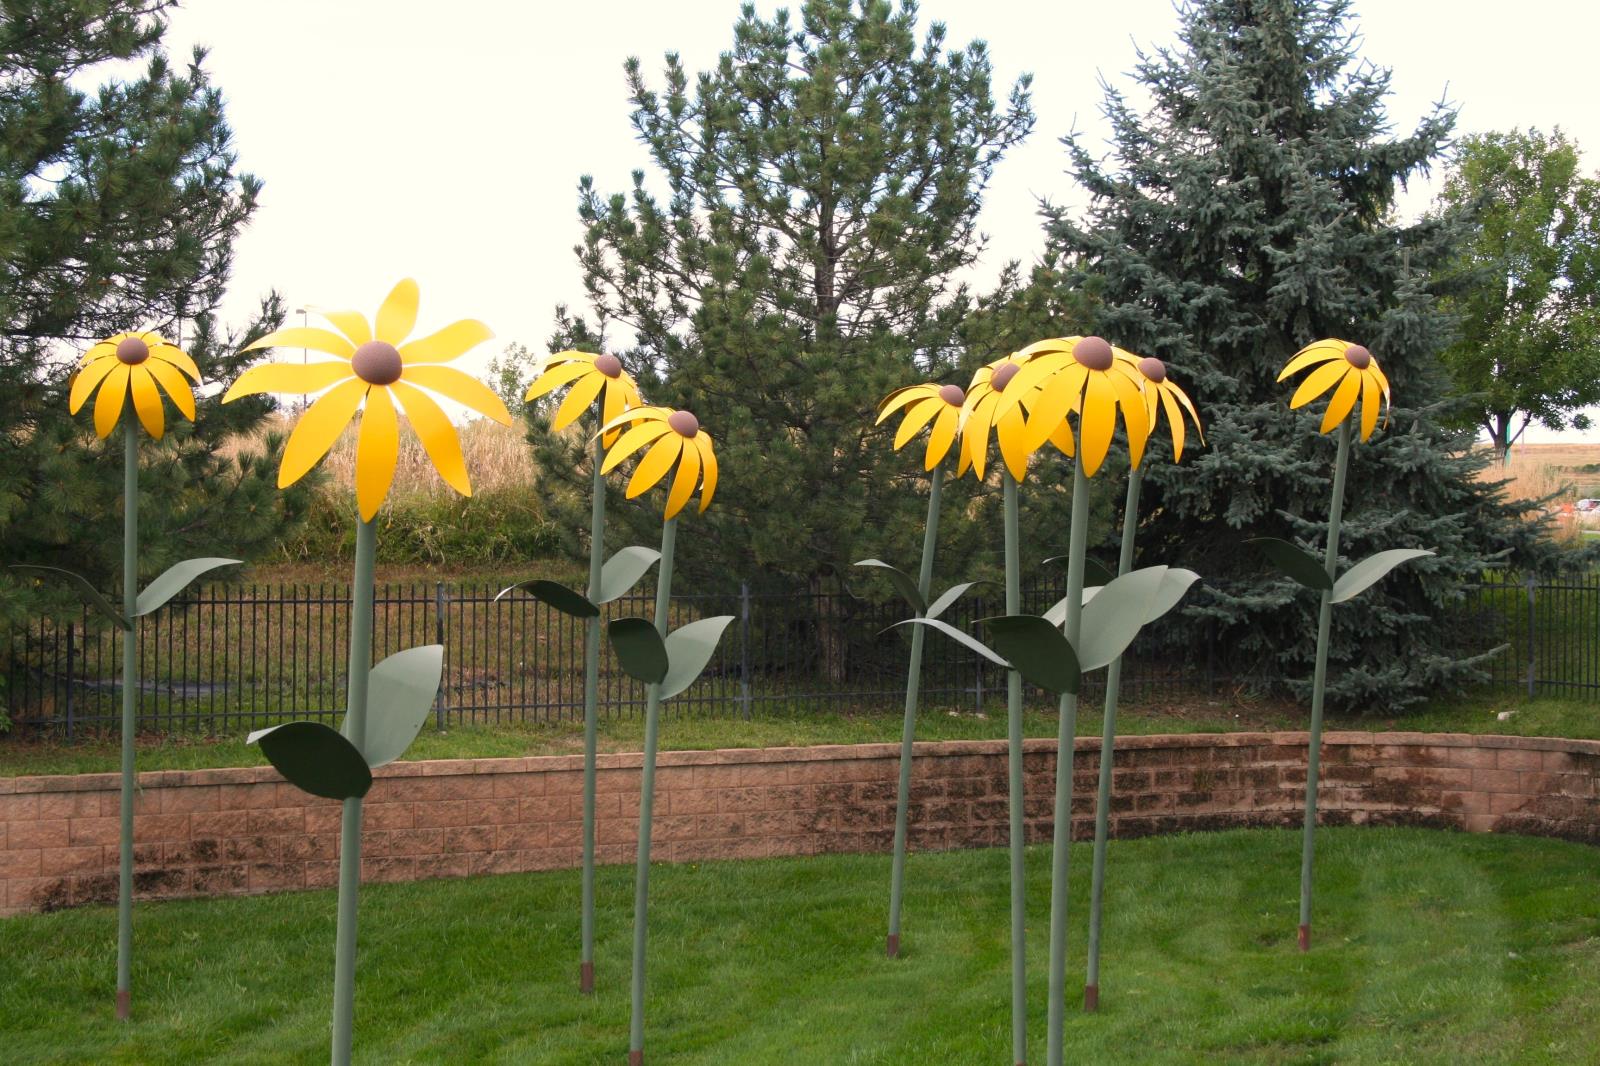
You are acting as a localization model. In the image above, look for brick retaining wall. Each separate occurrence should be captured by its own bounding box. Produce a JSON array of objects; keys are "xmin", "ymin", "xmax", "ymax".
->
[{"xmin": 2, "ymin": 731, "xmax": 1597, "ymax": 916}]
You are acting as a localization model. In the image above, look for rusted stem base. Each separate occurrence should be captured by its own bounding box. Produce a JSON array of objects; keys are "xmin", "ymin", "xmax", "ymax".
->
[
  {"xmin": 1298, "ymin": 924, "xmax": 1310, "ymax": 953},
  {"xmin": 886, "ymin": 933, "xmax": 899, "ymax": 958},
  {"xmin": 580, "ymin": 961, "xmax": 594, "ymax": 995},
  {"xmin": 1083, "ymin": 983, "xmax": 1099, "ymax": 1012},
  {"xmin": 629, "ymin": 1051, "xmax": 643, "ymax": 1065},
  {"xmin": 116, "ymin": 988, "xmax": 130, "ymax": 1021}
]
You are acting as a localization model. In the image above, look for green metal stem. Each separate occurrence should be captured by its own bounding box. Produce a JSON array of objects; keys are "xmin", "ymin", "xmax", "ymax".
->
[
  {"xmin": 1003, "ymin": 470, "xmax": 1027, "ymax": 1066},
  {"xmin": 1046, "ymin": 458, "xmax": 1091, "ymax": 1066},
  {"xmin": 116, "ymin": 412, "xmax": 137, "ymax": 1020},
  {"xmin": 581, "ymin": 432, "xmax": 606, "ymax": 992},
  {"xmin": 1084, "ymin": 465, "xmax": 1142, "ymax": 1008},
  {"xmin": 629, "ymin": 516, "xmax": 677, "ymax": 1061},
  {"xmin": 886, "ymin": 463, "xmax": 944, "ymax": 957},
  {"xmin": 331, "ymin": 516, "xmax": 377, "ymax": 1066},
  {"xmin": 1299, "ymin": 421, "xmax": 1351, "ymax": 950}
]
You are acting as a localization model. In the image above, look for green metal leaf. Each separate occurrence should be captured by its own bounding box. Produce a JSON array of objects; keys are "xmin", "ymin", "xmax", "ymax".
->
[
  {"xmin": 9, "ymin": 564, "xmax": 128, "ymax": 629},
  {"xmin": 925, "ymin": 581, "xmax": 982, "ymax": 621},
  {"xmin": 248, "ymin": 721, "xmax": 372, "ymax": 801},
  {"xmin": 660, "ymin": 615, "xmax": 735, "ymax": 701},
  {"xmin": 854, "ymin": 558, "xmax": 926, "ymax": 615},
  {"xmin": 594, "ymin": 546, "xmax": 661, "ymax": 605},
  {"xmin": 134, "ymin": 557, "xmax": 240, "ymax": 617},
  {"xmin": 1144, "ymin": 568, "xmax": 1201, "ymax": 623},
  {"xmin": 1044, "ymin": 555, "xmax": 1115, "ymax": 588},
  {"xmin": 494, "ymin": 578, "xmax": 598, "ymax": 618},
  {"xmin": 609, "ymin": 617, "xmax": 668, "ymax": 684},
  {"xmin": 355, "ymin": 645, "xmax": 444, "ymax": 768},
  {"xmin": 1077, "ymin": 566, "xmax": 1169, "ymax": 671},
  {"xmin": 1248, "ymin": 537, "xmax": 1333, "ymax": 592},
  {"xmin": 889, "ymin": 617, "xmax": 1009, "ymax": 667},
  {"xmin": 978, "ymin": 615, "xmax": 1081, "ymax": 695},
  {"xmin": 1043, "ymin": 585, "xmax": 1105, "ymax": 629},
  {"xmin": 1330, "ymin": 548, "xmax": 1434, "ymax": 605}
]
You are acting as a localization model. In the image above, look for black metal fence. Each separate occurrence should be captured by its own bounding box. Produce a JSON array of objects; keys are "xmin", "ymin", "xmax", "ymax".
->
[
  {"xmin": 1459, "ymin": 571, "xmax": 1600, "ymax": 700},
  {"xmin": 3, "ymin": 579, "xmax": 1214, "ymax": 737}
]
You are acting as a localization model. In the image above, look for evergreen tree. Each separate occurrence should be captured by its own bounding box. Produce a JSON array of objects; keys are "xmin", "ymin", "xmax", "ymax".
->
[
  {"xmin": 533, "ymin": 0, "xmax": 1040, "ymax": 661},
  {"xmin": 1431, "ymin": 128, "xmax": 1600, "ymax": 462},
  {"xmin": 1043, "ymin": 0, "xmax": 1561, "ymax": 711},
  {"xmin": 1, "ymin": 5, "xmax": 305, "ymax": 667}
]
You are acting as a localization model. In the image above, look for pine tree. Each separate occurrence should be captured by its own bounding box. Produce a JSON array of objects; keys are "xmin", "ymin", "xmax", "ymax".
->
[
  {"xmin": 1042, "ymin": 0, "xmax": 1563, "ymax": 711},
  {"xmin": 1, "ymin": 4, "xmax": 307, "ymax": 691},
  {"xmin": 533, "ymin": 0, "xmax": 1041, "ymax": 668}
]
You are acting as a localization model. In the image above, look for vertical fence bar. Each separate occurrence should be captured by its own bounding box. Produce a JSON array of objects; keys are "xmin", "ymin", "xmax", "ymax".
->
[{"xmin": 1526, "ymin": 572, "xmax": 1537, "ymax": 699}]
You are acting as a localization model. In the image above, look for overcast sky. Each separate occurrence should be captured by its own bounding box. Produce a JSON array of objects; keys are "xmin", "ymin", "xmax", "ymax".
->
[{"xmin": 158, "ymin": 0, "xmax": 1600, "ymax": 441}]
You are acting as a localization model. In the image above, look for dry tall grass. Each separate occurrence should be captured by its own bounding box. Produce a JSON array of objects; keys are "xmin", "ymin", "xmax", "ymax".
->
[
  {"xmin": 1474, "ymin": 443, "xmax": 1600, "ymax": 542},
  {"xmin": 228, "ymin": 414, "xmax": 536, "ymax": 499}
]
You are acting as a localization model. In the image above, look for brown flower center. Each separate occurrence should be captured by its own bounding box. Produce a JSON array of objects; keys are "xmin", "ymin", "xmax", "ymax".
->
[
  {"xmin": 938, "ymin": 383, "xmax": 966, "ymax": 407},
  {"xmin": 989, "ymin": 362, "xmax": 1021, "ymax": 392},
  {"xmin": 1073, "ymin": 336, "xmax": 1114, "ymax": 371},
  {"xmin": 115, "ymin": 337, "xmax": 150, "ymax": 365},
  {"xmin": 1138, "ymin": 356, "xmax": 1167, "ymax": 383},
  {"xmin": 351, "ymin": 340, "xmax": 403, "ymax": 386},
  {"xmin": 668, "ymin": 409, "xmax": 700, "ymax": 438},
  {"xmin": 1344, "ymin": 344, "xmax": 1372, "ymax": 369},
  {"xmin": 594, "ymin": 353, "xmax": 623, "ymax": 379}
]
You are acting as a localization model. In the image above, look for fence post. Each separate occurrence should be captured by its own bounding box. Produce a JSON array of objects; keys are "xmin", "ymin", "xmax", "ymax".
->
[
  {"xmin": 739, "ymin": 581, "xmax": 752, "ymax": 721},
  {"xmin": 64, "ymin": 622, "xmax": 75, "ymax": 740},
  {"xmin": 1525, "ymin": 572, "xmax": 1537, "ymax": 700},
  {"xmin": 434, "ymin": 582, "xmax": 448, "ymax": 730}
]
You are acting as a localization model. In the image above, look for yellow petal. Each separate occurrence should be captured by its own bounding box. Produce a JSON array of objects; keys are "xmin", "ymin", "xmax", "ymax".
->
[
  {"xmin": 355, "ymin": 386, "xmax": 400, "ymax": 521},
  {"xmin": 400, "ymin": 319, "xmax": 494, "ymax": 364},
  {"xmin": 1169, "ymin": 379, "xmax": 1203, "ymax": 445},
  {"xmin": 243, "ymin": 326, "xmax": 355, "ymax": 359},
  {"xmin": 317, "ymin": 308, "xmax": 372, "ymax": 348},
  {"xmin": 149, "ymin": 343, "xmax": 201, "ymax": 382},
  {"xmin": 552, "ymin": 369, "xmax": 606, "ymax": 432},
  {"xmin": 1369, "ymin": 359, "xmax": 1391, "ymax": 402},
  {"xmin": 925, "ymin": 406, "xmax": 958, "ymax": 470},
  {"xmin": 79, "ymin": 342, "xmax": 115, "ymax": 368},
  {"xmin": 1360, "ymin": 369, "xmax": 1383, "ymax": 441},
  {"xmin": 876, "ymin": 384, "xmax": 931, "ymax": 424},
  {"xmin": 144, "ymin": 358, "xmax": 197, "ymax": 422},
  {"xmin": 1289, "ymin": 360, "xmax": 1351, "ymax": 410},
  {"xmin": 1046, "ymin": 416, "xmax": 1076, "ymax": 458},
  {"xmin": 962, "ymin": 392, "xmax": 1000, "ymax": 480},
  {"xmin": 225, "ymin": 361, "xmax": 356, "ymax": 401},
  {"xmin": 600, "ymin": 378, "xmax": 629, "ymax": 446},
  {"xmin": 390, "ymin": 380, "xmax": 470, "ymax": 497},
  {"xmin": 1320, "ymin": 369, "xmax": 1362, "ymax": 434},
  {"xmin": 694, "ymin": 432, "xmax": 718, "ymax": 512},
  {"xmin": 628, "ymin": 434, "xmax": 683, "ymax": 498},
  {"xmin": 129, "ymin": 366, "xmax": 165, "ymax": 439},
  {"xmin": 70, "ymin": 356, "xmax": 120, "ymax": 414},
  {"xmin": 603, "ymin": 419, "xmax": 673, "ymax": 474},
  {"xmin": 893, "ymin": 396, "xmax": 942, "ymax": 450},
  {"xmin": 1160, "ymin": 386, "xmax": 1186, "ymax": 461},
  {"xmin": 93, "ymin": 364, "xmax": 131, "ymax": 438},
  {"xmin": 401, "ymin": 365, "xmax": 513, "ymax": 425},
  {"xmin": 1277, "ymin": 339, "xmax": 1348, "ymax": 382},
  {"xmin": 1109, "ymin": 368, "xmax": 1149, "ymax": 470},
  {"xmin": 374, "ymin": 278, "xmax": 420, "ymax": 344},
  {"xmin": 1015, "ymin": 336, "xmax": 1074, "ymax": 360},
  {"xmin": 663, "ymin": 433, "xmax": 702, "ymax": 519},
  {"xmin": 997, "ymin": 405, "xmax": 1031, "ymax": 481},
  {"xmin": 994, "ymin": 352, "xmax": 1067, "ymax": 417},
  {"xmin": 524, "ymin": 359, "xmax": 592, "ymax": 401},
  {"xmin": 1079, "ymin": 371, "xmax": 1117, "ymax": 476},
  {"xmin": 279, "ymin": 378, "xmax": 368, "ymax": 487},
  {"xmin": 1028, "ymin": 362, "xmax": 1088, "ymax": 452}
]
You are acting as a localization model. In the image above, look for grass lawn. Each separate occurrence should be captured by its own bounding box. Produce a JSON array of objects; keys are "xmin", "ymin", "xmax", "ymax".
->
[
  {"xmin": 3, "ymin": 827, "xmax": 1598, "ymax": 1064},
  {"xmin": 1, "ymin": 693, "xmax": 1593, "ymax": 778}
]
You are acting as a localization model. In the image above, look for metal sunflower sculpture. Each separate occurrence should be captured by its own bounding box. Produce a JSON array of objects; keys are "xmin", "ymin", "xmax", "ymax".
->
[
  {"xmin": 224, "ymin": 279, "xmax": 504, "ymax": 1066},
  {"xmin": 596, "ymin": 405, "xmax": 732, "ymax": 1066},
  {"xmin": 859, "ymin": 381, "xmax": 979, "ymax": 961},
  {"xmin": 503, "ymin": 350, "xmax": 652, "ymax": 994},
  {"xmin": 18, "ymin": 330, "xmax": 238, "ymax": 1021},
  {"xmin": 1257, "ymin": 338, "xmax": 1431, "ymax": 954}
]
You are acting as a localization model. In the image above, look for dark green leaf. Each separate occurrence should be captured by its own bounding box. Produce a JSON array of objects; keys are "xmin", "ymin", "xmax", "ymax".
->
[
  {"xmin": 494, "ymin": 579, "xmax": 599, "ymax": 618},
  {"xmin": 248, "ymin": 721, "xmax": 372, "ymax": 801},
  {"xmin": 978, "ymin": 615, "xmax": 1081, "ymax": 695},
  {"xmin": 660, "ymin": 615, "xmax": 735, "ymax": 700},
  {"xmin": 9, "ymin": 564, "xmax": 128, "ymax": 629},
  {"xmin": 1248, "ymin": 537, "xmax": 1333, "ymax": 592},
  {"xmin": 134, "ymin": 557, "xmax": 240, "ymax": 616},
  {"xmin": 854, "ymin": 558, "xmax": 926, "ymax": 615},
  {"xmin": 609, "ymin": 617, "xmax": 668, "ymax": 684},
  {"xmin": 1044, "ymin": 555, "xmax": 1115, "ymax": 588}
]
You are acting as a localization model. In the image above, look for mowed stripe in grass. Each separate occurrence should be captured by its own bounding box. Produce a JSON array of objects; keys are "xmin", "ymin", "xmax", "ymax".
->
[{"xmin": 3, "ymin": 828, "xmax": 1599, "ymax": 1064}]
